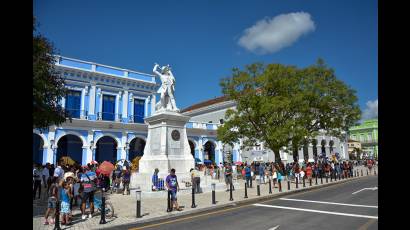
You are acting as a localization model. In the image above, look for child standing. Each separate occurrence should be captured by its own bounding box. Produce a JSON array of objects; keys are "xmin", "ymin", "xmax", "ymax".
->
[
  {"xmin": 44, "ymin": 177, "xmax": 58, "ymax": 225},
  {"xmin": 59, "ymin": 180, "xmax": 73, "ymax": 225}
]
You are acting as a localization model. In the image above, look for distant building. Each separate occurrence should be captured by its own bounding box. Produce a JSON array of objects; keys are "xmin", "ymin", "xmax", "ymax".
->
[
  {"xmin": 182, "ymin": 96, "xmax": 349, "ymax": 164},
  {"xmin": 348, "ymin": 139, "xmax": 362, "ymax": 158},
  {"xmin": 349, "ymin": 119, "xmax": 378, "ymax": 159}
]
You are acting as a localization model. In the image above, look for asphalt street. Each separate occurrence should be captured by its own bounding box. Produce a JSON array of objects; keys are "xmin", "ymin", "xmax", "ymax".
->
[{"xmin": 114, "ymin": 176, "xmax": 378, "ymax": 230}]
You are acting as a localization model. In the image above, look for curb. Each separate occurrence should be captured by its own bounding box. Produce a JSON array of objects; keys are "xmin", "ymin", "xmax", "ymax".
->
[{"xmin": 115, "ymin": 175, "xmax": 375, "ymax": 228}]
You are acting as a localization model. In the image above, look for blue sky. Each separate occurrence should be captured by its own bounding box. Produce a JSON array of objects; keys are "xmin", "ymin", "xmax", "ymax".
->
[{"xmin": 34, "ymin": 0, "xmax": 377, "ymax": 119}]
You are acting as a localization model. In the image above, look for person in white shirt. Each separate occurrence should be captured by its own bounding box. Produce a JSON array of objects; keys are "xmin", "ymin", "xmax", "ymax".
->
[
  {"xmin": 53, "ymin": 162, "xmax": 64, "ymax": 182},
  {"xmin": 33, "ymin": 163, "xmax": 42, "ymax": 200},
  {"xmin": 42, "ymin": 163, "xmax": 50, "ymax": 189}
]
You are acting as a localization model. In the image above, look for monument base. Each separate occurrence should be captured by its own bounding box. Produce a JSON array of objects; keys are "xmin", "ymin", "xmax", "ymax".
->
[{"xmin": 131, "ymin": 110, "xmax": 195, "ymax": 192}]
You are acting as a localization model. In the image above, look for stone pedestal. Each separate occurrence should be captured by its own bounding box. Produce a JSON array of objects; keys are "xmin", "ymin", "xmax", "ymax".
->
[{"xmin": 131, "ymin": 110, "xmax": 195, "ymax": 191}]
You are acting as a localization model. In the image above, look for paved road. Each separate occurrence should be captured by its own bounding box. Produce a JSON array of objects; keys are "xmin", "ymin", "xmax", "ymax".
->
[{"xmin": 113, "ymin": 175, "xmax": 378, "ymax": 230}]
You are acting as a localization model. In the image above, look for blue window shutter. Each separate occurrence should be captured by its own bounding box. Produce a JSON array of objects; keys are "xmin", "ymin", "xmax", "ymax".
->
[
  {"xmin": 134, "ymin": 99, "xmax": 145, "ymax": 123},
  {"xmin": 102, "ymin": 95, "xmax": 115, "ymax": 121},
  {"xmin": 65, "ymin": 90, "xmax": 81, "ymax": 118}
]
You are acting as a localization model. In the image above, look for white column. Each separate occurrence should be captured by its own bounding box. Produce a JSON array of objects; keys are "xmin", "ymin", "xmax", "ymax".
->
[
  {"xmin": 122, "ymin": 90, "xmax": 129, "ymax": 120},
  {"xmin": 115, "ymin": 92, "xmax": 121, "ymax": 121},
  {"xmin": 129, "ymin": 93, "xmax": 134, "ymax": 122},
  {"xmin": 80, "ymin": 87, "xmax": 86, "ymax": 118},
  {"xmin": 98, "ymin": 88, "xmax": 102, "ymax": 120},
  {"xmin": 82, "ymin": 147, "xmax": 92, "ymax": 166},
  {"xmin": 308, "ymin": 144, "xmax": 314, "ymax": 161},
  {"xmin": 45, "ymin": 146, "xmax": 54, "ymax": 164},
  {"xmin": 89, "ymin": 85, "xmax": 96, "ymax": 116},
  {"xmin": 121, "ymin": 132, "xmax": 128, "ymax": 159},
  {"xmin": 52, "ymin": 147, "xmax": 57, "ymax": 165},
  {"xmin": 87, "ymin": 131, "xmax": 94, "ymax": 163},
  {"xmin": 61, "ymin": 97, "xmax": 66, "ymax": 109},
  {"xmin": 145, "ymin": 96, "xmax": 150, "ymax": 117},
  {"xmin": 151, "ymin": 94, "xmax": 156, "ymax": 114},
  {"xmin": 217, "ymin": 141, "xmax": 223, "ymax": 164},
  {"xmin": 198, "ymin": 138, "xmax": 204, "ymax": 162}
]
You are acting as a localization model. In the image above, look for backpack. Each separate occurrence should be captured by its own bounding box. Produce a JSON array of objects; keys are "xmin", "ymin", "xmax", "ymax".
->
[{"xmin": 83, "ymin": 173, "xmax": 96, "ymax": 192}]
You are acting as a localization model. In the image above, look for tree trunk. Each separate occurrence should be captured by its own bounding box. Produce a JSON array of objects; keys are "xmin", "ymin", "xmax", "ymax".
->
[
  {"xmin": 292, "ymin": 147, "xmax": 299, "ymax": 162},
  {"xmin": 271, "ymin": 146, "xmax": 282, "ymax": 163}
]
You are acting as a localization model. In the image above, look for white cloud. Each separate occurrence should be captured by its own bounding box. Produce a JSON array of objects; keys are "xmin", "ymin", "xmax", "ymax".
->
[
  {"xmin": 362, "ymin": 99, "xmax": 378, "ymax": 120},
  {"xmin": 238, "ymin": 12, "xmax": 315, "ymax": 54}
]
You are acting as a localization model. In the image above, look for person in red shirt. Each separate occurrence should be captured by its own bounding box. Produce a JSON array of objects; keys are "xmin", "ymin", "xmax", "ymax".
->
[{"xmin": 306, "ymin": 163, "xmax": 313, "ymax": 180}]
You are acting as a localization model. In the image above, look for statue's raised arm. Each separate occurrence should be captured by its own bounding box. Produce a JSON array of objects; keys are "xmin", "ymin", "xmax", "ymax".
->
[{"xmin": 153, "ymin": 63, "xmax": 161, "ymax": 76}]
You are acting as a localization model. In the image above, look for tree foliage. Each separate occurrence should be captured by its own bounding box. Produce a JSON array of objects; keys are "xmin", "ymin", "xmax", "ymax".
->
[
  {"xmin": 33, "ymin": 17, "xmax": 68, "ymax": 129},
  {"xmin": 217, "ymin": 60, "xmax": 361, "ymax": 162}
]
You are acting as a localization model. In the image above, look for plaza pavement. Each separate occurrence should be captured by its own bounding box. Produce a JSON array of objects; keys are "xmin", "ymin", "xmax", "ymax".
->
[{"xmin": 33, "ymin": 165, "xmax": 377, "ymax": 230}]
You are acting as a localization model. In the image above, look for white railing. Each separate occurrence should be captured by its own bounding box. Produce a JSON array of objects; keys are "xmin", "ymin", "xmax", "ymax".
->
[
  {"xmin": 55, "ymin": 55, "xmax": 155, "ymax": 83},
  {"xmin": 186, "ymin": 122, "xmax": 219, "ymax": 130}
]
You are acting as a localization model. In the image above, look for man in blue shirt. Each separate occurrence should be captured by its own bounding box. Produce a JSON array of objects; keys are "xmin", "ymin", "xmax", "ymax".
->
[
  {"xmin": 259, "ymin": 163, "xmax": 265, "ymax": 184},
  {"xmin": 245, "ymin": 164, "xmax": 252, "ymax": 188}
]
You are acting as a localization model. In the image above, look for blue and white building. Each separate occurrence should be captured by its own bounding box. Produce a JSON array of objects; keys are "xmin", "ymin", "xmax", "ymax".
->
[{"xmin": 33, "ymin": 56, "xmax": 348, "ymax": 167}]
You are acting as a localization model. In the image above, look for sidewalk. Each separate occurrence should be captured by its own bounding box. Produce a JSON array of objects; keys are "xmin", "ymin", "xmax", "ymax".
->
[{"xmin": 33, "ymin": 165, "xmax": 378, "ymax": 230}]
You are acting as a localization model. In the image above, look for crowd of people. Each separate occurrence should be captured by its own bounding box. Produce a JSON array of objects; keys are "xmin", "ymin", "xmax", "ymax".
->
[
  {"xmin": 34, "ymin": 157, "xmax": 377, "ymax": 225},
  {"xmin": 186, "ymin": 157, "xmax": 377, "ymax": 188},
  {"xmin": 33, "ymin": 160, "xmax": 132, "ymax": 225}
]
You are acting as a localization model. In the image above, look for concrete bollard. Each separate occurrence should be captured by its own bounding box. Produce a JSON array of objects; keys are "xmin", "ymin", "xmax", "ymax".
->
[
  {"xmin": 191, "ymin": 187, "xmax": 196, "ymax": 208},
  {"xmin": 257, "ymin": 180, "xmax": 261, "ymax": 196},
  {"xmin": 100, "ymin": 188, "xmax": 107, "ymax": 223},
  {"xmin": 212, "ymin": 183, "xmax": 216, "ymax": 204},
  {"xmin": 135, "ymin": 188, "xmax": 142, "ymax": 218},
  {"xmin": 296, "ymin": 177, "xmax": 299, "ymax": 189},
  {"xmin": 229, "ymin": 183, "xmax": 233, "ymax": 201},
  {"xmin": 53, "ymin": 200, "xmax": 61, "ymax": 230},
  {"xmin": 166, "ymin": 190, "xmax": 172, "ymax": 212},
  {"xmin": 279, "ymin": 180, "xmax": 282, "ymax": 192},
  {"xmin": 244, "ymin": 182, "xmax": 248, "ymax": 199}
]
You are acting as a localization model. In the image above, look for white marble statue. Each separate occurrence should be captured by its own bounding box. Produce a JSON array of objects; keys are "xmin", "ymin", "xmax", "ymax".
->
[{"xmin": 153, "ymin": 63, "xmax": 179, "ymax": 112}]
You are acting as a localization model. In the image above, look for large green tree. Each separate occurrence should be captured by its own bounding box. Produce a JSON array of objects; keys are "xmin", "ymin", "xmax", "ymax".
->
[
  {"xmin": 33, "ymin": 17, "xmax": 67, "ymax": 129},
  {"xmin": 217, "ymin": 60, "xmax": 361, "ymax": 163},
  {"xmin": 289, "ymin": 59, "xmax": 361, "ymax": 159},
  {"xmin": 218, "ymin": 63, "xmax": 307, "ymax": 162}
]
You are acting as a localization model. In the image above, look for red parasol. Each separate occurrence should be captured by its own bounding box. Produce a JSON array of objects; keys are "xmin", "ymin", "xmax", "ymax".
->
[
  {"xmin": 91, "ymin": 160, "xmax": 98, "ymax": 165},
  {"xmin": 235, "ymin": 161, "xmax": 243, "ymax": 166},
  {"xmin": 98, "ymin": 161, "xmax": 115, "ymax": 175}
]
